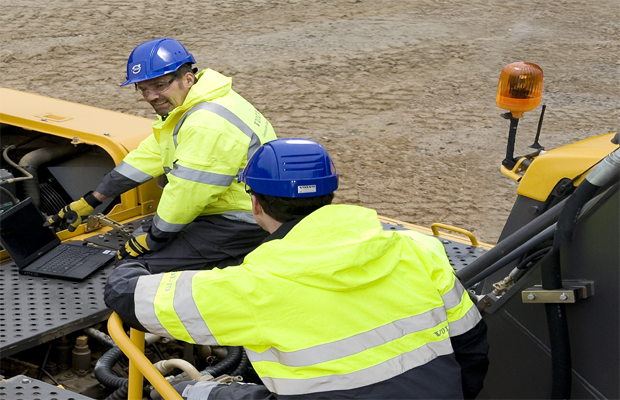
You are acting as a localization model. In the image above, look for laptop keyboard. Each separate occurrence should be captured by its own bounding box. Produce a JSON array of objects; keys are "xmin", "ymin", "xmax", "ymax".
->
[{"xmin": 32, "ymin": 245, "xmax": 101, "ymax": 273}]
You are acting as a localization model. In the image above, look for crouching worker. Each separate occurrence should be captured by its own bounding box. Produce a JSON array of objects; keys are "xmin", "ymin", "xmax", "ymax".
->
[
  {"xmin": 104, "ymin": 138, "xmax": 489, "ymax": 399},
  {"xmin": 45, "ymin": 38, "xmax": 277, "ymax": 273}
]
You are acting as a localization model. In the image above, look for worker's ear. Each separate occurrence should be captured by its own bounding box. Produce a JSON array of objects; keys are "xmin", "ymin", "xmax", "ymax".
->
[
  {"xmin": 251, "ymin": 194, "xmax": 262, "ymax": 216},
  {"xmin": 181, "ymin": 72, "xmax": 195, "ymax": 88}
]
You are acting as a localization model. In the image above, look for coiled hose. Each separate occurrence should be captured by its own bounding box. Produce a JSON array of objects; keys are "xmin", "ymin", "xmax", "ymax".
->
[
  {"xmin": 202, "ymin": 346, "xmax": 243, "ymax": 377},
  {"xmin": 230, "ymin": 348, "xmax": 250, "ymax": 377}
]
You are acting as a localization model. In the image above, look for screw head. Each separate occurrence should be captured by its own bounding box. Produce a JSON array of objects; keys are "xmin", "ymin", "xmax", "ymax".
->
[
  {"xmin": 527, "ymin": 293, "xmax": 536, "ymax": 300},
  {"xmin": 559, "ymin": 293, "xmax": 568, "ymax": 301}
]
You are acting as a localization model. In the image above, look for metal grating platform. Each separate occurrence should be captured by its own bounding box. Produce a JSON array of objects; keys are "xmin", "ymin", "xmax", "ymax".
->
[
  {"xmin": 381, "ymin": 222, "xmax": 487, "ymax": 271},
  {"xmin": 0, "ymin": 260, "xmax": 113, "ymax": 358},
  {"xmin": 0, "ymin": 374, "xmax": 93, "ymax": 400}
]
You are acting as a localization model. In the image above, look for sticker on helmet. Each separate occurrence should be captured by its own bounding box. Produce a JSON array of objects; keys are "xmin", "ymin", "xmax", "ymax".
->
[
  {"xmin": 131, "ymin": 64, "xmax": 142, "ymax": 75},
  {"xmin": 298, "ymin": 185, "xmax": 317, "ymax": 194}
]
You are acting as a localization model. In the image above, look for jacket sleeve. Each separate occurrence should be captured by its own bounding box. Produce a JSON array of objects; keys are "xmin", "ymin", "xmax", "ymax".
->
[
  {"xmin": 96, "ymin": 134, "xmax": 163, "ymax": 198},
  {"xmin": 451, "ymin": 319, "xmax": 490, "ymax": 399},
  {"xmin": 104, "ymin": 260, "xmax": 152, "ymax": 332},
  {"xmin": 399, "ymin": 231, "xmax": 489, "ymax": 398}
]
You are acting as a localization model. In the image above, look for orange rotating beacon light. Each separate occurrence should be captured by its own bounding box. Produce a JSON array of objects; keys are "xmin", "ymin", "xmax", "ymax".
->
[{"xmin": 496, "ymin": 62, "xmax": 544, "ymax": 170}]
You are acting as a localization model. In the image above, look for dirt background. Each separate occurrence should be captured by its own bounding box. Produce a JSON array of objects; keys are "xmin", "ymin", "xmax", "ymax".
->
[{"xmin": 0, "ymin": 0, "xmax": 617, "ymax": 243}]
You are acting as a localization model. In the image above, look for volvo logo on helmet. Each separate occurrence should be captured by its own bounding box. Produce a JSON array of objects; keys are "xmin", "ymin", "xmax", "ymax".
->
[{"xmin": 131, "ymin": 64, "xmax": 141, "ymax": 75}]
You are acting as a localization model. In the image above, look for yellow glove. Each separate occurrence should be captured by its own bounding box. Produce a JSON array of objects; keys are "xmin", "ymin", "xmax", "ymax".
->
[
  {"xmin": 44, "ymin": 192, "xmax": 101, "ymax": 232},
  {"xmin": 117, "ymin": 233, "xmax": 152, "ymax": 260}
]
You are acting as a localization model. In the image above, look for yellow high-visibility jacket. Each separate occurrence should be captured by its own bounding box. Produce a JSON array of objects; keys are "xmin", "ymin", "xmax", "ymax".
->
[
  {"xmin": 96, "ymin": 69, "xmax": 277, "ymax": 234},
  {"xmin": 129, "ymin": 204, "xmax": 481, "ymax": 397}
]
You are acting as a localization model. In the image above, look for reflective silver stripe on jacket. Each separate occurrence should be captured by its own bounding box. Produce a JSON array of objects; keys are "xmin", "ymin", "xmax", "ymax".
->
[
  {"xmin": 134, "ymin": 274, "xmax": 171, "ymax": 337},
  {"xmin": 114, "ymin": 161, "xmax": 153, "ymax": 184},
  {"xmin": 246, "ymin": 306, "xmax": 448, "ymax": 367},
  {"xmin": 258, "ymin": 338, "xmax": 454, "ymax": 395},
  {"xmin": 172, "ymin": 271, "xmax": 219, "ymax": 345},
  {"xmin": 154, "ymin": 214, "xmax": 188, "ymax": 233},
  {"xmin": 441, "ymin": 280, "xmax": 465, "ymax": 310},
  {"xmin": 172, "ymin": 102, "xmax": 262, "ymax": 161},
  {"xmin": 134, "ymin": 271, "xmax": 220, "ymax": 346},
  {"xmin": 448, "ymin": 303, "xmax": 482, "ymax": 337},
  {"xmin": 220, "ymin": 211, "xmax": 258, "ymax": 224},
  {"xmin": 170, "ymin": 163, "xmax": 236, "ymax": 187}
]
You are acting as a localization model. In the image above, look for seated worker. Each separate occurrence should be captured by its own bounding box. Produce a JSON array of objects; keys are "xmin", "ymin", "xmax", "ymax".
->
[
  {"xmin": 104, "ymin": 138, "xmax": 489, "ymax": 399},
  {"xmin": 45, "ymin": 38, "xmax": 278, "ymax": 273}
]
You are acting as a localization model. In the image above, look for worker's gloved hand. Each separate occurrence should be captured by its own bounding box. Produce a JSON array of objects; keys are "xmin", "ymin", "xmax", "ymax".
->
[
  {"xmin": 44, "ymin": 191, "xmax": 101, "ymax": 232},
  {"xmin": 117, "ymin": 233, "xmax": 152, "ymax": 260}
]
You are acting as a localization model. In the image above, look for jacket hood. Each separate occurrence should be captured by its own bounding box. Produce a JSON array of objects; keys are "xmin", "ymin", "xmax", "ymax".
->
[{"xmin": 243, "ymin": 204, "xmax": 405, "ymax": 291}]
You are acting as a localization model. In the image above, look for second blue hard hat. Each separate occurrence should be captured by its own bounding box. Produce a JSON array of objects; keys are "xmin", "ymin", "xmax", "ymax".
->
[
  {"xmin": 239, "ymin": 139, "xmax": 339, "ymax": 198},
  {"xmin": 121, "ymin": 38, "xmax": 196, "ymax": 86}
]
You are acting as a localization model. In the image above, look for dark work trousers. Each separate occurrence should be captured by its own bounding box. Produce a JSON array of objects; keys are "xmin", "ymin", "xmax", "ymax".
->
[{"xmin": 131, "ymin": 214, "xmax": 269, "ymax": 273}]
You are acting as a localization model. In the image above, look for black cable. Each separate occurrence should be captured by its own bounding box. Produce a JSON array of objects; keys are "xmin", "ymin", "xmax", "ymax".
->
[
  {"xmin": 151, "ymin": 342, "xmax": 166, "ymax": 361},
  {"xmin": 0, "ymin": 186, "xmax": 19, "ymax": 205},
  {"xmin": 37, "ymin": 342, "xmax": 54, "ymax": 380},
  {"xmin": 515, "ymin": 247, "xmax": 551, "ymax": 270}
]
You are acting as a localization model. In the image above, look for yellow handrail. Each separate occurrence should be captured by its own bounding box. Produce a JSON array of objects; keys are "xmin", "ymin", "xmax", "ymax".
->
[
  {"xmin": 107, "ymin": 312, "xmax": 182, "ymax": 400},
  {"xmin": 431, "ymin": 223, "xmax": 480, "ymax": 247}
]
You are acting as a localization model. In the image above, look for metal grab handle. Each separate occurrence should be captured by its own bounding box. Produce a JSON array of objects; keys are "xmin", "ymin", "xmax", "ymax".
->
[
  {"xmin": 431, "ymin": 223, "xmax": 480, "ymax": 247},
  {"xmin": 107, "ymin": 312, "xmax": 182, "ymax": 400}
]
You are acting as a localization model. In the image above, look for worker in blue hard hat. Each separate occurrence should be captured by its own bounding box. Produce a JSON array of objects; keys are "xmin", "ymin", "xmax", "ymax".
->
[
  {"xmin": 45, "ymin": 38, "xmax": 278, "ymax": 273},
  {"xmin": 104, "ymin": 138, "xmax": 489, "ymax": 399}
]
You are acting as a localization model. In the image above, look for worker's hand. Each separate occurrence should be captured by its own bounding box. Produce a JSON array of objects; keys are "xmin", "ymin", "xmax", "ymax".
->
[
  {"xmin": 117, "ymin": 233, "xmax": 152, "ymax": 260},
  {"xmin": 44, "ymin": 192, "xmax": 101, "ymax": 232}
]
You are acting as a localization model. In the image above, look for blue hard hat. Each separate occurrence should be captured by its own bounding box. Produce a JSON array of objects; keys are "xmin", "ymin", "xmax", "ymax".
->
[
  {"xmin": 239, "ymin": 139, "xmax": 339, "ymax": 198},
  {"xmin": 121, "ymin": 38, "xmax": 196, "ymax": 86}
]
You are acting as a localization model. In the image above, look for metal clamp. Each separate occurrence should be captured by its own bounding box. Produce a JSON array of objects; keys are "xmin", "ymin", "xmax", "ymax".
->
[
  {"xmin": 522, "ymin": 280, "xmax": 595, "ymax": 304},
  {"xmin": 86, "ymin": 213, "xmax": 132, "ymax": 238}
]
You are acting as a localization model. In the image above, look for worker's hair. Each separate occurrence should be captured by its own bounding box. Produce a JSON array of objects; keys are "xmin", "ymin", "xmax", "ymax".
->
[
  {"xmin": 253, "ymin": 192, "xmax": 335, "ymax": 223},
  {"xmin": 174, "ymin": 63, "xmax": 198, "ymax": 83}
]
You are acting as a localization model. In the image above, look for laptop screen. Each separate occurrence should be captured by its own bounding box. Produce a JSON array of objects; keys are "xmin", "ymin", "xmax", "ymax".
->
[{"xmin": 0, "ymin": 198, "xmax": 60, "ymax": 267}]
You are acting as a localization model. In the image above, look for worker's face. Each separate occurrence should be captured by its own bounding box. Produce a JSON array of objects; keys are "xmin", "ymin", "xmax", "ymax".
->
[{"xmin": 137, "ymin": 72, "xmax": 194, "ymax": 116}]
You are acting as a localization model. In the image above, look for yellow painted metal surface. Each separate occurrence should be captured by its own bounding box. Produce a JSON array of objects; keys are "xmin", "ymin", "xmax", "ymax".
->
[
  {"xmin": 517, "ymin": 133, "xmax": 617, "ymax": 202},
  {"xmin": 0, "ymin": 88, "xmax": 162, "ymax": 259},
  {"xmin": 108, "ymin": 313, "xmax": 182, "ymax": 400},
  {"xmin": 0, "ymin": 88, "xmax": 154, "ymax": 165},
  {"xmin": 378, "ymin": 216, "xmax": 494, "ymax": 250}
]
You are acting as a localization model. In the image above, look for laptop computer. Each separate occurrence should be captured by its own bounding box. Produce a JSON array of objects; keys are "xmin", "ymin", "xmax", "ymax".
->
[{"xmin": 0, "ymin": 198, "xmax": 116, "ymax": 281}]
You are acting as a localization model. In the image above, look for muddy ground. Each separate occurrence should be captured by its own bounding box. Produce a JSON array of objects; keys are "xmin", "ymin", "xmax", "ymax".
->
[{"xmin": 0, "ymin": 0, "xmax": 617, "ymax": 243}]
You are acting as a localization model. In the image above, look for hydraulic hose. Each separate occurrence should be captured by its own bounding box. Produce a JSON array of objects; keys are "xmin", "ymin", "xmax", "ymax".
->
[
  {"xmin": 538, "ymin": 147, "xmax": 620, "ymax": 399},
  {"xmin": 84, "ymin": 327, "xmax": 116, "ymax": 348},
  {"xmin": 91, "ymin": 327, "xmax": 163, "ymax": 390},
  {"xmin": 202, "ymin": 346, "xmax": 243, "ymax": 378},
  {"xmin": 230, "ymin": 349, "xmax": 250, "ymax": 377},
  {"xmin": 457, "ymin": 197, "xmax": 566, "ymax": 286},
  {"xmin": 104, "ymin": 381, "xmax": 129, "ymax": 400},
  {"xmin": 462, "ymin": 223, "xmax": 556, "ymax": 288},
  {"xmin": 94, "ymin": 346, "xmax": 128, "ymax": 389}
]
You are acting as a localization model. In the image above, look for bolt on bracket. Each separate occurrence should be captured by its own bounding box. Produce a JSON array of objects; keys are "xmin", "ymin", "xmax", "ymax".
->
[{"xmin": 521, "ymin": 279, "xmax": 595, "ymax": 304}]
